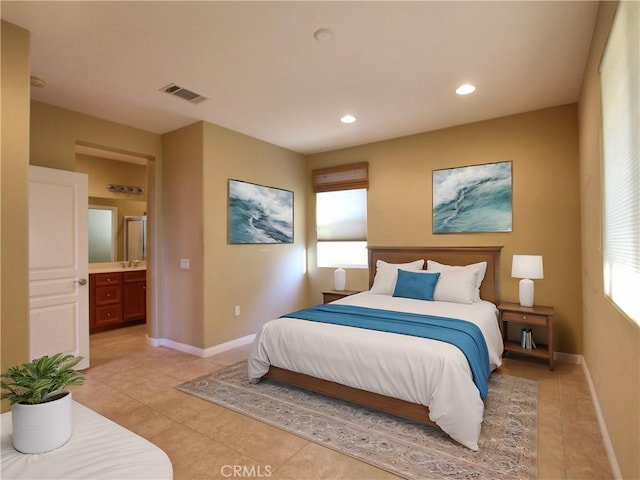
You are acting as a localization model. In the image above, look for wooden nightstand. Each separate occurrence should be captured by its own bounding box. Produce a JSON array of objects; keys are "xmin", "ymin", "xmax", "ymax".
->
[
  {"xmin": 322, "ymin": 290, "xmax": 360, "ymax": 304},
  {"xmin": 498, "ymin": 302, "xmax": 555, "ymax": 370}
]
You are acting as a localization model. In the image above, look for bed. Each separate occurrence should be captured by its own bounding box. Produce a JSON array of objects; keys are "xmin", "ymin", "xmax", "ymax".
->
[{"xmin": 248, "ymin": 246, "xmax": 503, "ymax": 450}]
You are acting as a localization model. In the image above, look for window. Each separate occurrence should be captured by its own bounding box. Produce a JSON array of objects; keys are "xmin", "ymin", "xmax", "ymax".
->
[
  {"xmin": 316, "ymin": 189, "xmax": 368, "ymax": 267},
  {"xmin": 312, "ymin": 163, "xmax": 368, "ymax": 268},
  {"xmin": 600, "ymin": 1, "xmax": 640, "ymax": 322}
]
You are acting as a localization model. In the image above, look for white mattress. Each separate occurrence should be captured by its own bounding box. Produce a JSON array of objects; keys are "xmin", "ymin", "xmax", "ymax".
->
[
  {"xmin": 248, "ymin": 291, "xmax": 503, "ymax": 450},
  {"xmin": 1, "ymin": 401, "xmax": 173, "ymax": 479}
]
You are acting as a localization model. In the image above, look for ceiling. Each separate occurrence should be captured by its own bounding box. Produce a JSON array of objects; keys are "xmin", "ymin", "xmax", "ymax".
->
[{"xmin": 2, "ymin": 1, "xmax": 598, "ymax": 155}]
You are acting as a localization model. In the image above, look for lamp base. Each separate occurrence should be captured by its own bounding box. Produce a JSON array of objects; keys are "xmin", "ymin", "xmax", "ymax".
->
[
  {"xmin": 334, "ymin": 268, "xmax": 346, "ymax": 291},
  {"xmin": 519, "ymin": 278, "xmax": 535, "ymax": 307}
]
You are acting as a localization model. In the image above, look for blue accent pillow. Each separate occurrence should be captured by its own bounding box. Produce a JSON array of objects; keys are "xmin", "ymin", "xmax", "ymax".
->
[{"xmin": 392, "ymin": 269, "xmax": 441, "ymax": 301}]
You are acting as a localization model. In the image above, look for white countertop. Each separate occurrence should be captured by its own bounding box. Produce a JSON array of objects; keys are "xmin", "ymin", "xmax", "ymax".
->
[{"xmin": 89, "ymin": 262, "xmax": 146, "ymax": 274}]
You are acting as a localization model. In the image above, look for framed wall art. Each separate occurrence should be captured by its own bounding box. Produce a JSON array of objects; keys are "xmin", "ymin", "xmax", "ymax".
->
[
  {"xmin": 228, "ymin": 179, "xmax": 294, "ymax": 244},
  {"xmin": 432, "ymin": 161, "xmax": 512, "ymax": 233}
]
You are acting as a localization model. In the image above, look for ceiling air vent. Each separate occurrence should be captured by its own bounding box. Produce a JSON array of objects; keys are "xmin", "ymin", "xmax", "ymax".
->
[{"xmin": 160, "ymin": 83, "xmax": 208, "ymax": 104}]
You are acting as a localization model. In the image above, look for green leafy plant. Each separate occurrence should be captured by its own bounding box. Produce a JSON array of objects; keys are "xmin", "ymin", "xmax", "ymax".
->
[{"xmin": 1, "ymin": 353, "xmax": 85, "ymax": 405}]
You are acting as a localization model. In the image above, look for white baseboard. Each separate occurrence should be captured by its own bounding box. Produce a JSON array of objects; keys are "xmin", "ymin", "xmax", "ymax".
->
[
  {"xmin": 554, "ymin": 351, "xmax": 582, "ymax": 364},
  {"xmin": 201, "ymin": 334, "xmax": 256, "ymax": 357},
  {"xmin": 582, "ymin": 357, "xmax": 623, "ymax": 480},
  {"xmin": 146, "ymin": 333, "xmax": 256, "ymax": 358}
]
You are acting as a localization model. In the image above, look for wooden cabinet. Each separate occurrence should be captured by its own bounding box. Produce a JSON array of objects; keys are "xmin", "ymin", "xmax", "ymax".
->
[
  {"xmin": 92, "ymin": 272, "xmax": 123, "ymax": 331},
  {"xmin": 498, "ymin": 302, "xmax": 555, "ymax": 370},
  {"xmin": 90, "ymin": 271, "xmax": 146, "ymax": 333},
  {"xmin": 123, "ymin": 270, "xmax": 146, "ymax": 322},
  {"xmin": 322, "ymin": 290, "xmax": 360, "ymax": 304}
]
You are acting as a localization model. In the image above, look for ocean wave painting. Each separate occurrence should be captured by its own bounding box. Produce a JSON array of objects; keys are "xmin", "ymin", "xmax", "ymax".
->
[
  {"xmin": 433, "ymin": 161, "xmax": 512, "ymax": 233},
  {"xmin": 228, "ymin": 179, "xmax": 293, "ymax": 244}
]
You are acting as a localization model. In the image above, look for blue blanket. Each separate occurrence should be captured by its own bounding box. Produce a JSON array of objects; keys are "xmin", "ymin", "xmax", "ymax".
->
[{"xmin": 283, "ymin": 303, "xmax": 490, "ymax": 400}]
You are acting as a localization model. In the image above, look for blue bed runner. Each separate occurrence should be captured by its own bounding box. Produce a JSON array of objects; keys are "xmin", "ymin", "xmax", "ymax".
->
[{"xmin": 283, "ymin": 303, "xmax": 490, "ymax": 400}]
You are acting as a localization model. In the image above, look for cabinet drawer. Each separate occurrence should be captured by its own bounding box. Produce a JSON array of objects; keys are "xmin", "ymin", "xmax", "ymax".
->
[
  {"xmin": 94, "ymin": 272, "xmax": 123, "ymax": 287},
  {"xmin": 95, "ymin": 285, "xmax": 121, "ymax": 305},
  {"xmin": 502, "ymin": 311, "xmax": 548, "ymax": 326},
  {"xmin": 124, "ymin": 270, "xmax": 146, "ymax": 283},
  {"xmin": 95, "ymin": 304, "xmax": 122, "ymax": 327}
]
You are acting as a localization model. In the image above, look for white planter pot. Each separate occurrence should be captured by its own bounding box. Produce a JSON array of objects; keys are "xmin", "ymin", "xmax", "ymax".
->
[{"xmin": 11, "ymin": 391, "xmax": 73, "ymax": 453}]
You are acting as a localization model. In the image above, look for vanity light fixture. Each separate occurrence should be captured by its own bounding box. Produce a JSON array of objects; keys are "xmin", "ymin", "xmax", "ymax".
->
[
  {"xmin": 340, "ymin": 114, "xmax": 357, "ymax": 124},
  {"xmin": 455, "ymin": 83, "xmax": 476, "ymax": 95},
  {"xmin": 106, "ymin": 184, "xmax": 144, "ymax": 195}
]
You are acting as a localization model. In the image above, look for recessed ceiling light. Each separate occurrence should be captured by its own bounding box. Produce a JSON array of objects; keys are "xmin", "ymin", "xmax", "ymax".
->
[
  {"xmin": 456, "ymin": 83, "xmax": 476, "ymax": 95},
  {"xmin": 314, "ymin": 28, "xmax": 334, "ymax": 43},
  {"xmin": 340, "ymin": 114, "xmax": 357, "ymax": 124}
]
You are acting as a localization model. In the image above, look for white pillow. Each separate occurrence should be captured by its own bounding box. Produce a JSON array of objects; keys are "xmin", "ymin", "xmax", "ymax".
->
[
  {"xmin": 433, "ymin": 269, "xmax": 478, "ymax": 304},
  {"xmin": 426, "ymin": 260, "xmax": 487, "ymax": 301},
  {"xmin": 370, "ymin": 259, "xmax": 425, "ymax": 295}
]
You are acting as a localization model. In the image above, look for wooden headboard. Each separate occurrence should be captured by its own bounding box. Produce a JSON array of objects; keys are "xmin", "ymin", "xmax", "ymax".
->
[{"xmin": 367, "ymin": 246, "xmax": 503, "ymax": 304}]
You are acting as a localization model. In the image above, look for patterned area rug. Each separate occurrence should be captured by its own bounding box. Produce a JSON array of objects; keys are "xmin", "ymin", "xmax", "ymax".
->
[{"xmin": 177, "ymin": 362, "xmax": 537, "ymax": 480}]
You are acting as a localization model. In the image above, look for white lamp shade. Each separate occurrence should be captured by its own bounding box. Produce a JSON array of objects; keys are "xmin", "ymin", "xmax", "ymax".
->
[{"xmin": 511, "ymin": 255, "xmax": 544, "ymax": 280}]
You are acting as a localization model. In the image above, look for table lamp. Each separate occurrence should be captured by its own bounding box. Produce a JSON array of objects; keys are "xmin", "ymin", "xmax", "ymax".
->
[{"xmin": 511, "ymin": 255, "xmax": 544, "ymax": 307}]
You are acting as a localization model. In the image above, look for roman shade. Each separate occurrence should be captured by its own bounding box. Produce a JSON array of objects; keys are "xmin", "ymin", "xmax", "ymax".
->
[{"xmin": 312, "ymin": 162, "xmax": 369, "ymax": 193}]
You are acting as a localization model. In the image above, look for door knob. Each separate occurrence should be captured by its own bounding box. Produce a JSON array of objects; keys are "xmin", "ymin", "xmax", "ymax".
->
[{"xmin": 75, "ymin": 278, "xmax": 88, "ymax": 286}]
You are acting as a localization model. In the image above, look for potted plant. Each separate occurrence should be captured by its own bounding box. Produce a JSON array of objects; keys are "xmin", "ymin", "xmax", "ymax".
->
[{"xmin": 1, "ymin": 353, "xmax": 84, "ymax": 453}]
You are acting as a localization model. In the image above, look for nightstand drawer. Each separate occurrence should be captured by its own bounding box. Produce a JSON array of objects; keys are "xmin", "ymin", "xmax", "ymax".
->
[{"xmin": 501, "ymin": 311, "xmax": 548, "ymax": 326}]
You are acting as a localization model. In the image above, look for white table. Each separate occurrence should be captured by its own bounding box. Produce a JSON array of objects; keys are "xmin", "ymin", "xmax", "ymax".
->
[{"xmin": 1, "ymin": 401, "xmax": 173, "ymax": 479}]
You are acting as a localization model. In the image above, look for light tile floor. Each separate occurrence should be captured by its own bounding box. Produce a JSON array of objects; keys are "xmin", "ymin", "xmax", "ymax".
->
[{"xmin": 72, "ymin": 325, "xmax": 613, "ymax": 480}]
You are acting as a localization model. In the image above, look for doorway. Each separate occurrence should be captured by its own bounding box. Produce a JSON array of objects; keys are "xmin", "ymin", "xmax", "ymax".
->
[{"xmin": 75, "ymin": 143, "xmax": 155, "ymax": 336}]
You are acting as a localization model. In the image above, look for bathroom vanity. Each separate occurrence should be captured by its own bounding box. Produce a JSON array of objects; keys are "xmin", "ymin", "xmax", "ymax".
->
[{"xmin": 89, "ymin": 264, "xmax": 146, "ymax": 333}]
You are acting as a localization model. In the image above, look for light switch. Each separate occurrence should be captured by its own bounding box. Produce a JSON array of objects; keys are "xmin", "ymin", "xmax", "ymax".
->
[{"xmin": 180, "ymin": 258, "xmax": 190, "ymax": 269}]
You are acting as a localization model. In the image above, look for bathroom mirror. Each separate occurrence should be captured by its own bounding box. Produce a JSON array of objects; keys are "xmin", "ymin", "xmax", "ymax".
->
[
  {"xmin": 88, "ymin": 197, "xmax": 146, "ymax": 262},
  {"xmin": 88, "ymin": 206, "xmax": 117, "ymax": 262}
]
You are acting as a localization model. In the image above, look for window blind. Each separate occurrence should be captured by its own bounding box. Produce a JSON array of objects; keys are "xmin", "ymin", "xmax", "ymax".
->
[
  {"xmin": 312, "ymin": 162, "xmax": 369, "ymax": 193},
  {"xmin": 316, "ymin": 188, "xmax": 367, "ymax": 241},
  {"xmin": 600, "ymin": 0, "xmax": 640, "ymax": 321}
]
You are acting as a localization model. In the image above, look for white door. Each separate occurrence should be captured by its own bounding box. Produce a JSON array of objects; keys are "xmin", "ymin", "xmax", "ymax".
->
[{"xmin": 29, "ymin": 166, "xmax": 89, "ymax": 369}]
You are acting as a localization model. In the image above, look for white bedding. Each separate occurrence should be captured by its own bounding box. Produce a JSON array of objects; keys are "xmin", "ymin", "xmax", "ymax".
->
[
  {"xmin": 1, "ymin": 401, "xmax": 173, "ymax": 479},
  {"xmin": 248, "ymin": 291, "xmax": 503, "ymax": 450}
]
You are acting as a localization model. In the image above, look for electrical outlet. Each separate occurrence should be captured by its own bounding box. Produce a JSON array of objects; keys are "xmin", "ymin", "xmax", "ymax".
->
[
  {"xmin": 180, "ymin": 258, "xmax": 190, "ymax": 269},
  {"xmin": 234, "ymin": 305, "xmax": 240, "ymax": 316}
]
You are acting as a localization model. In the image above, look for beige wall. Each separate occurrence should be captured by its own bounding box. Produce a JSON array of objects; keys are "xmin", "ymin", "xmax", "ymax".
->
[
  {"xmin": 202, "ymin": 122, "xmax": 308, "ymax": 348},
  {"xmin": 30, "ymin": 102, "xmax": 159, "ymax": 173},
  {"xmin": 1, "ymin": 21, "xmax": 31, "ymax": 413},
  {"xmin": 160, "ymin": 121, "xmax": 308, "ymax": 349},
  {"xmin": 578, "ymin": 2, "xmax": 639, "ymax": 478},
  {"xmin": 307, "ymin": 105, "xmax": 583, "ymax": 354},
  {"xmin": 160, "ymin": 123, "xmax": 205, "ymax": 347},
  {"xmin": 76, "ymin": 154, "xmax": 148, "ymax": 201}
]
